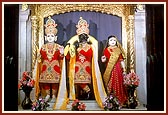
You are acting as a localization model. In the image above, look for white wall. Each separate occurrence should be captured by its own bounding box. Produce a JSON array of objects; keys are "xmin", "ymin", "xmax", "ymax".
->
[
  {"xmin": 134, "ymin": 8, "xmax": 147, "ymax": 106},
  {"xmin": 18, "ymin": 5, "xmax": 35, "ymax": 105}
]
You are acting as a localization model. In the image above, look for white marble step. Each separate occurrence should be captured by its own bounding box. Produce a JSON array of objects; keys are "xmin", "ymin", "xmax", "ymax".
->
[
  {"xmin": 18, "ymin": 99, "xmax": 147, "ymax": 111},
  {"xmin": 47, "ymin": 100, "xmax": 103, "ymax": 111},
  {"xmin": 47, "ymin": 100, "xmax": 147, "ymax": 111},
  {"xmin": 66, "ymin": 100, "xmax": 103, "ymax": 111}
]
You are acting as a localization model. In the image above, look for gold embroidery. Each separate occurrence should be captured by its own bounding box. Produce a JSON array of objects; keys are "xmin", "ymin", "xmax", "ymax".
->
[
  {"xmin": 78, "ymin": 54, "xmax": 86, "ymax": 63},
  {"xmin": 77, "ymin": 43, "xmax": 91, "ymax": 52},
  {"xmin": 39, "ymin": 60, "xmax": 60, "ymax": 83},
  {"xmin": 42, "ymin": 43, "xmax": 60, "ymax": 60},
  {"xmin": 83, "ymin": 85, "xmax": 90, "ymax": 92},
  {"xmin": 103, "ymin": 47, "xmax": 121, "ymax": 87},
  {"xmin": 69, "ymin": 44, "xmax": 76, "ymax": 57},
  {"xmin": 46, "ymin": 43, "xmax": 55, "ymax": 60},
  {"xmin": 75, "ymin": 61, "xmax": 91, "ymax": 83}
]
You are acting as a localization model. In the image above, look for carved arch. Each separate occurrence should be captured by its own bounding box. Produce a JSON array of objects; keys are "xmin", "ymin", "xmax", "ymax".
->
[{"xmin": 30, "ymin": 4, "xmax": 136, "ymax": 72}]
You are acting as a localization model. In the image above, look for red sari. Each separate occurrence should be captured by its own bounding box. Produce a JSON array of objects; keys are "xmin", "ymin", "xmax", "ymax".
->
[{"xmin": 103, "ymin": 46, "xmax": 127, "ymax": 105}]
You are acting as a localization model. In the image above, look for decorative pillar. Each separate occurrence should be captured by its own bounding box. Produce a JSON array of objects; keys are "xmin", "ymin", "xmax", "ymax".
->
[
  {"xmin": 128, "ymin": 15, "xmax": 135, "ymax": 72},
  {"xmin": 31, "ymin": 16, "xmax": 38, "ymax": 71}
]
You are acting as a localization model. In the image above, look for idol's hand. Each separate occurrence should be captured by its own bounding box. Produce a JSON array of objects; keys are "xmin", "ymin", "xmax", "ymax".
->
[
  {"xmin": 101, "ymin": 55, "xmax": 106, "ymax": 62},
  {"xmin": 59, "ymin": 46, "xmax": 64, "ymax": 54}
]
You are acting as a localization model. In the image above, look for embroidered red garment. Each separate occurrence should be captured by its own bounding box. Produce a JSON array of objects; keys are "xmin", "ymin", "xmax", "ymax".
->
[{"xmin": 103, "ymin": 47, "xmax": 127, "ymax": 105}]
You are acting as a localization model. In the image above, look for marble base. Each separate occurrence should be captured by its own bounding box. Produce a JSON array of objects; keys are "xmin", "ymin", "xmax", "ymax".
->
[{"xmin": 18, "ymin": 100, "xmax": 147, "ymax": 111}]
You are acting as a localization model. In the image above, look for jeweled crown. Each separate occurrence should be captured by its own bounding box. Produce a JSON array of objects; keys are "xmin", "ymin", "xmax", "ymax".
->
[
  {"xmin": 76, "ymin": 17, "xmax": 89, "ymax": 35},
  {"xmin": 44, "ymin": 16, "xmax": 58, "ymax": 35}
]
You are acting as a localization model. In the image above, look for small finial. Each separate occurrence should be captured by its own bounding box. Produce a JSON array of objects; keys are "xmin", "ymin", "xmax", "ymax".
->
[{"xmin": 79, "ymin": 17, "xmax": 83, "ymax": 20}]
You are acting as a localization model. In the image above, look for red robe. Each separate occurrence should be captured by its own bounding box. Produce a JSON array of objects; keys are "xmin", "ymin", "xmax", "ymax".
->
[
  {"xmin": 75, "ymin": 45, "xmax": 92, "ymax": 84},
  {"xmin": 39, "ymin": 43, "xmax": 63, "ymax": 89},
  {"xmin": 103, "ymin": 47, "xmax": 127, "ymax": 105},
  {"xmin": 66, "ymin": 44, "xmax": 93, "ymax": 89}
]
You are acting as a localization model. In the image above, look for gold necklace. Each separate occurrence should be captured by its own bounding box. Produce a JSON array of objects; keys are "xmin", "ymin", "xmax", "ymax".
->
[
  {"xmin": 78, "ymin": 43, "xmax": 90, "ymax": 52},
  {"xmin": 45, "ymin": 43, "xmax": 56, "ymax": 59}
]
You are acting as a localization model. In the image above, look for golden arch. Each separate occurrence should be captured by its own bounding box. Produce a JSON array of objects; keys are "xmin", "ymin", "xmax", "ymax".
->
[{"xmin": 29, "ymin": 3, "xmax": 136, "ymax": 72}]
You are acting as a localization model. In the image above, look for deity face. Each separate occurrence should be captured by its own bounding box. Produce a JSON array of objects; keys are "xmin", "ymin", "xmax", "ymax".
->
[
  {"xmin": 108, "ymin": 37, "xmax": 117, "ymax": 47},
  {"xmin": 79, "ymin": 41, "xmax": 87, "ymax": 47},
  {"xmin": 79, "ymin": 33, "xmax": 88, "ymax": 46},
  {"xmin": 46, "ymin": 33, "xmax": 56, "ymax": 43}
]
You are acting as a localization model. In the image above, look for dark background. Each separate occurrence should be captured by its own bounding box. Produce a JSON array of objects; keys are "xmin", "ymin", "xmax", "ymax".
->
[{"xmin": 44, "ymin": 11, "xmax": 122, "ymax": 45}]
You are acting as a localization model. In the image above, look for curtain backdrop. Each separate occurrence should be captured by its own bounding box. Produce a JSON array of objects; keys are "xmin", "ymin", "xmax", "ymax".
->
[
  {"xmin": 44, "ymin": 11, "xmax": 122, "ymax": 45},
  {"xmin": 44, "ymin": 11, "xmax": 122, "ymax": 73}
]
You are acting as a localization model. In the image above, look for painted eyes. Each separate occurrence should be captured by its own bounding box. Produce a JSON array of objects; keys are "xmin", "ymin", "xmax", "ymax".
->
[
  {"xmin": 109, "ymin": 39, "xmax": 116, "ymax": 42},
  {"xmin": 47, "ymin": 34, "xmax": 54, "ymax": 37}
]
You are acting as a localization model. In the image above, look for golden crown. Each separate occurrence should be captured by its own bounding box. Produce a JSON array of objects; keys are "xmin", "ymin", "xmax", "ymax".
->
[
  {"xmin": 44, "ymin": 16, "xmax": 58, "ymax": 35},
  {"xmin": 77, "ymin": 17, "xmax": 87, "ymax": 25},
  {"xmin": 76, "ymin": 17, "xmax": 89, "ymax": 35}
]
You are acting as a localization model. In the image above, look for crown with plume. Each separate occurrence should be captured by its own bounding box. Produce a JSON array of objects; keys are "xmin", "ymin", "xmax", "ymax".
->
[
  {"xmin": 76, "ymin": 17, "xmax": 89, "ymax": 35},
  {"xmin": 44, "ymin": 16, "xmax": 58, "ymax": 35}
]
